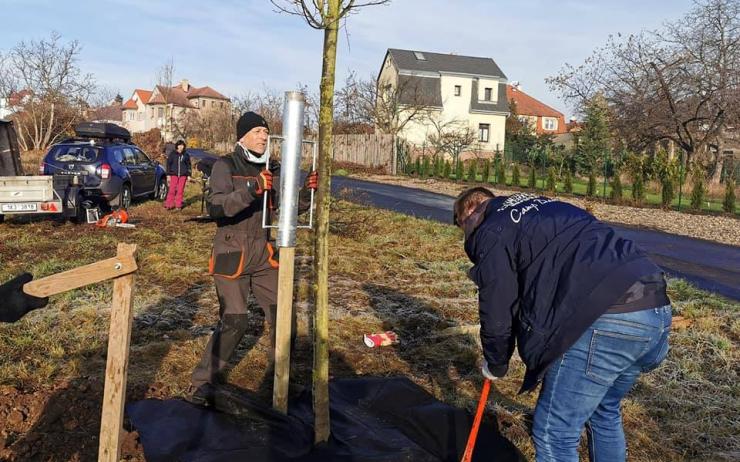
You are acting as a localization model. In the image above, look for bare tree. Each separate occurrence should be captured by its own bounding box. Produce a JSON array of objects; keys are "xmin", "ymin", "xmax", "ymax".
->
[
  {"xmin": 0, "ymin": 32, "xmax": 95, "ymax": 151},
  {"xmin": 425, "ymin": 116, "xmax": 477, "ymax": 163},
  {"xmin": 155, "ymin": 58, "xmax": 175, "ymax": 139},
  {"xmin": 334, "ymin": 71, "xmax": 434, "ymax": 135},
  {"xmin": 271, "ymin": 0, "xmax": 391, "ymax": 444},
  {"xmin": 548, "ymin": 0, "xmax": 740, "ymax": 172}
]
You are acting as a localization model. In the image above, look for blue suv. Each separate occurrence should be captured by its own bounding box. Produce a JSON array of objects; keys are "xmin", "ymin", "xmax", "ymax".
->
[{"xmin": 41, "ymin": 123, "xmax": 167, "ymax": 211}]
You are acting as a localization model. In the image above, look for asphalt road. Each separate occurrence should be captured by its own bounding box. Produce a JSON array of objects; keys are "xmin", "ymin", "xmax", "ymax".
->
[{"xmin": 332, "ymin": 176, "xmax": 740, "ymax": 301}]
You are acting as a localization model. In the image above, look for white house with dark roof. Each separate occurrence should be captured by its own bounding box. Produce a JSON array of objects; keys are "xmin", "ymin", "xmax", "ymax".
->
[{"xmin": 378, "ymin": 48, "xmax": 509, "ymax": 156}]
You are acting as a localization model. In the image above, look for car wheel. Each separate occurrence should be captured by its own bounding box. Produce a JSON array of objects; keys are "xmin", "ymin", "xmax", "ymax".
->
[
  {"xmin": 152, "ymin": 177, "xmax": 168, "ymax": 201},
  {"xmin": 119, "ymin": 184, "xmax": 132, "ymax": 210}
]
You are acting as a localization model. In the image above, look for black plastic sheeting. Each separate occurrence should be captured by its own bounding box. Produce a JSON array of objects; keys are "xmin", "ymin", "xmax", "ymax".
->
[{"xmin": 126, "ymin": 377, "xmax": 524, "ymax": 462}]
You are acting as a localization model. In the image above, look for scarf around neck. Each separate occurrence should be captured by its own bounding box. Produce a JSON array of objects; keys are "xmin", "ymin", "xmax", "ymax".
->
[{"xmin": 237, "ymin": 142, "xmax": 267, "ymax": 164}]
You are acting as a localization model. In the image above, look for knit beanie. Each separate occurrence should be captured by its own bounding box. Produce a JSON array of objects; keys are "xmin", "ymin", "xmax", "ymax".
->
[{"xmin": 236, "ymin": 112, "xmax": 269, "ymax": 141}]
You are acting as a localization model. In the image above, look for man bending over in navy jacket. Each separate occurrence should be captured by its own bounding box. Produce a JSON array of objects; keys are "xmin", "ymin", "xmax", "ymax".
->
[{"xmin": 454, "ymin": 187, "xmax": 672, "ymax": 462}]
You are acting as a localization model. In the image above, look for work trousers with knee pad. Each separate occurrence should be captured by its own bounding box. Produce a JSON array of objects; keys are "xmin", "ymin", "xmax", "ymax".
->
[{"xmin": 191, "ymin": 263, "xmax": 296, "ymax": 388}]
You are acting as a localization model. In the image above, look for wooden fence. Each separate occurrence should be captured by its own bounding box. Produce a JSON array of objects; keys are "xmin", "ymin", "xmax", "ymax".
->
[
  {"xmin": 217, "ymin": 134, "xmax": 398, "ymax": 174},
  {"xmin": 332, "ymin": 134, "xmax": 396, "ymax": 174}
]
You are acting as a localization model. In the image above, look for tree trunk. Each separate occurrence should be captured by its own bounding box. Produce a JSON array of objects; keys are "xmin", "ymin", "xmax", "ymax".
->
[
  {"xmin": 312, "ymin": 0, "xmax": 340, "ymax": 445},
  {"xmin": 710, "ymin": 131, "xmax": 725, "ymax": 185}
]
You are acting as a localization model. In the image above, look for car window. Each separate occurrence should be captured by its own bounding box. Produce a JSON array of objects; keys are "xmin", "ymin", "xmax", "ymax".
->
[
  {"xmin": 135, "ymin": 148, "xmax": 151, "ymax": 164},
  {"xmin": 122, "ymin": 147, "xmax": 137, "ymax": 165},
  {"xmin": 50, "ymin": 145, "xmax": 101, "ymax": 163},
  {"xmin": 111, "ymin": 148, "xmax": 124, "ymax": 164}
]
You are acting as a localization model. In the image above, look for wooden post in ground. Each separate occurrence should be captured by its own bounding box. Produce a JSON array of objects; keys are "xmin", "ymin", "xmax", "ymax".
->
[
  {"xmin": 98, "ymin": 243, "xmax": 137, "ymax": 462},
  {"xmin": 273, "ymin": 246, "xmax": 296, "ymax": 413}
]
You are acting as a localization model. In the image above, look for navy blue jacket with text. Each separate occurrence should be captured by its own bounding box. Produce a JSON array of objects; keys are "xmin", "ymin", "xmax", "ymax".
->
[{"xmin": 464, "ymin": 193, "xmax": 662, "ymax": 392}]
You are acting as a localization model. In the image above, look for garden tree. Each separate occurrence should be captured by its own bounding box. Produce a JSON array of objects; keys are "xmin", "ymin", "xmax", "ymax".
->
[
  {"xmin": 564, "ymin": 169, "xmax": 574, "ymax": 193},
  {"xmin": 443, "ymin": 160, "xmax": 451, "ymax": 179},
  {"xmin": 0, "ymin": 32, "xmax": 95, "ymax": 151},
  {"xmin": 496, "ymin": 159, "xmax": 506, "ymax": 185},
  {"xmin": 179, "ymin": 105, "xmax": 235, "ymax": 151},
  {"xmin": 467, "ymin": 158, "xmax": 478, "ymax": 182},
  {"xmin": 426, "ymin": 117, "xmax": 477, "ymax": 164},
  {"xmin": 578, "ymin": 95, "xmax": 610, "ymax": 175},
  {"xmin": 626, "ymin": 154, "xmax": 647, "ymax": 204},
  {"xmin": 481, "ymin": 159, "xmax": 491, "ymax": 183},
  {"xmin": 690, "ymin": 163, "xmax": 707, "ymax": 210},
  {"xmin": 512, "ymin": 163, "xmax": 521, "ymax": 187},
  {"xmin": 655, "ymin": 150, "xmax": 680, "ymax": 208},
  {"xmin": 232, "ymin": 86, "xmax": 286, "ymax": 134},
  {"xmin": 271, "ymin": 0, "xmax": 391, "ymax": 443},
  {"xmin": 421, "ymin": 156, "xmax": 430, "ymax": 178},
  {"xmin": 334, "ymin": 71, "xmax": 434, "ymax": 136},
  {"xmin": 506, "ymin": 100, "xmax": 538, "ymax": 164},
  {"xmin": 587, "ymin": 169, "xmax": 598, "ymax": 197},
  {"xmin": 546, "ymin": 167, "xmax": 557, "ymax": 193},
  {"xmin": 548, "ymin": 0, "xmax": 740, "ymax": 169},
  {"xmin": 528, "ymin": 165, "xmax": 537, "ymax": 189},
  {"xmin": 414, "ymin": 156, "xmax": 421, "ymax": 176},
  {"xmin": 455, "ymin": 158, "xmax": 464, "ymax": 181},
  {"xmin": 132, "ymin": 128, "xmax": 164, "ymax": 161},
  {"xmin": 154, "ymin": 58, "xmax": 177, "ymax": 139},
  {"xmin": 610, "ymin": 168, "xmax": 623, "ymax": 202},
  {"xmin": 723, "ymin": 173, "xmax": 736, "ymax": 213}
]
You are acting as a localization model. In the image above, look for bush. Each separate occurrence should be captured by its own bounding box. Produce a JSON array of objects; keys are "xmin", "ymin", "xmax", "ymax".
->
[
  {"xmin": 496, "ymin": 160, "xmax": 506, "ymax": 185},
  {"xmin": 414, "ymin": 157, "xmax": 421, "ymax": 177},
  {"xmin": 546, "ymin": 167, "xmax": 557, "ymax": 193},
  {"xmin": 610, "ymin": 171, "xmax": 623, "ymax": 202},
  {"xmin": 564, "ymin": 169, "xmax": 573, "ymax": 193},
  {"xmin": 443, "ymin": 160, "xmax": 451, "ymax": 180},
  {"xmin": 632, "ymin": 174, "xmax": 645, "ymax": 204},
  {"xmin": 723, "ymin": 176, "xmax": 736, "ymax": 213},
  {"xmin": 455, "ymin": 159, "xmax": 464, "ymax": 181},
  {"xmin": 481, "ymin": 159, "xmax": 491, "ymax": 184},
  {"xmin": 434, "ymin": 156, "xmax": 442, "ymax": 178},
  {"xmin": 528, "ymin": 166, "xmax": 537, "ymax": 189},
  {"xmin": 690, "ymin": 165, "xmax": 705, "ymax": 211},
  {"xmin": 586, "ymin": 169, "xmax": 597, "ymax": 197},
  {"xmin": 467, "ymin": 159, "xmax": 478, "ymax": 182},
  {"xmin": 421, "ymin": 156, "xmax": 431, "ymax": 179},
  {"xmin": 661, "ymin": 177, "xmax": 675, "ymax": 208},
  {"xmin": 512, "ymin": 164, "xmax": 521, "ymax": 187}
]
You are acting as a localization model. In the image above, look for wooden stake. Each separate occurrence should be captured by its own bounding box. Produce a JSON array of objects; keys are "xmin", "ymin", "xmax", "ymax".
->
[
  {"xmin": 23, "ymin": 253, "xmax": 137, "ymax": 298},
  {"xmin": 273, "ymin": 246, "xmax": 296, "ymax": 413},
  {"xmin": 98, "ymin": 243, "xmax": 137, "ymax": 462}
]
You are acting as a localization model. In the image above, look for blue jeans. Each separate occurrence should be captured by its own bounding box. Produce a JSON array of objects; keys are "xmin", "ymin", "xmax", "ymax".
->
[{"xmin": 532, "ymin": 305, "xmax": 672, "ymax": 462}]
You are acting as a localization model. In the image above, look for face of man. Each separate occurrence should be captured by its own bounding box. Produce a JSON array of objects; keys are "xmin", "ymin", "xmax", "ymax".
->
[
  {"xmin": 176, "ymin": 144, "xmax": 184, "ymax": 153},
  {"xmin": 239, "ymin": 126, "xmax": 269, "ymax": 155}
]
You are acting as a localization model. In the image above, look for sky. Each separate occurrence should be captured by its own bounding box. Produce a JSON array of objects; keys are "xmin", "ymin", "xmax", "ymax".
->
[{"xmin": 0, "ymin": 0, "xmax": 697, "ymax": 118}]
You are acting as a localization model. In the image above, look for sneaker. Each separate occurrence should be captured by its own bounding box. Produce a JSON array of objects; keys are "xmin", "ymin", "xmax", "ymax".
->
[{"xmin": 185, "ymin": 383, "xmax": 215, "ymax": 407}]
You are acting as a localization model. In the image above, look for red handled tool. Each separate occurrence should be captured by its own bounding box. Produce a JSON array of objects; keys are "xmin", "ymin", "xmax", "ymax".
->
[{"xmin": 461, "ymin": 378, "xmax": 491, "ymax": 462}]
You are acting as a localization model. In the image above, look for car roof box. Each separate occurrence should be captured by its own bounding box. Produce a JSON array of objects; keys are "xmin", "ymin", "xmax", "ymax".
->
[{"xmin": 74, "ymin": 122, "xmax": 131, "ymax": 142}]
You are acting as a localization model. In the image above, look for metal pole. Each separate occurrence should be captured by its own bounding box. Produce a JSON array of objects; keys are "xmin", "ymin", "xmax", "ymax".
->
[{"xmin": 273, "ymin": 91, "xmax": 305, "ymax": 413}]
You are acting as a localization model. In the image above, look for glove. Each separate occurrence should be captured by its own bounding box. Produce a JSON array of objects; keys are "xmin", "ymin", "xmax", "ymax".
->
[
  {"xmin": 255, "ymin": 170, "xmax": 273, "ymax": 195},
  {"xmin": 0, "ymin": 273, "xmax": 49, "ymax": 323},
  {"xmin": 304, "ymin": 171, "xmax": 318, "ymax": 190},
  {"xmin": 481, "ymin": 359, "xmax": 499, "ymax": 382}
]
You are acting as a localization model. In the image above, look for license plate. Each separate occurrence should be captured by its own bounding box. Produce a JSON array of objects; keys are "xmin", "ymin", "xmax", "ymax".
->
[{"xmin": 2, "ymin": 203, "xmax": 38, "ymax": 212}]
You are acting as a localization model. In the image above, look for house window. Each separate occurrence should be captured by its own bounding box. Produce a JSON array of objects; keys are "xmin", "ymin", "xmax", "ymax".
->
[
  {"xmin": 543, "ymin": 118, "xmax": 557, "ymax": 131},
  {"xmin": 454, "ymin": 85, "xmax": 461, "ymax": 96},
  {"xmin": 478, "ymin": 123, "xmax": 490, "ymax": 143},
  {"xmin": 157, "ymin": 107, "xmax": 164, "ymax": 118},
  {"xmin": 194, "ymin": 100, "xmax": 199, "ymax": 108},
  {"xmin": 484, "ymin": 87, "xmax": 492, "ymax": 101},
  {"xmin": 220, "ymin": 101, "xmax": 224, "ymax": 108},
  {"xmin": 137, "ymin": 112, "xmax": 143, "ymax": 121},
  {"xmin": 211, "ymin": 101, "xmax": 215, "ymax": 107},
  {"xmin": 413, "ymin": 51, "xmax": 426, "ymax": 61}
]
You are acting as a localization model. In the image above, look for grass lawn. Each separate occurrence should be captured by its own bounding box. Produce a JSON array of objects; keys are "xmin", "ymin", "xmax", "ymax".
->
[{"xmin": 0, "ymin": 183, "xmax": 737, "ymax": 460}]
